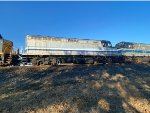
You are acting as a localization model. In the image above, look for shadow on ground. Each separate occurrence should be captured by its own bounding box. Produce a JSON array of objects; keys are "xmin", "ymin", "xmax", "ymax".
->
[{"xmin": 0, "ymin": 63, "xmax": 150, "ymax": 113}]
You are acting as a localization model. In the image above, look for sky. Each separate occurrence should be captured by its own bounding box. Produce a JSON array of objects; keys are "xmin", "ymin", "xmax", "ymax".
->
[{"xmin": 0, "ymin": 1, "xmax": 150, "ymax": 49}]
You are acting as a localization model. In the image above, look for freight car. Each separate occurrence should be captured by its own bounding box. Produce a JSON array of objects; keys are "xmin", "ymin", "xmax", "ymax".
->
[
  {"xmin": 21, "ymin": 35, "xmax": 124, "ymax": 66},
  {"xmin": 116, "ymin": 42, "xmax": 150, "ymax": 63},
  {"xmin": 0, "ymin": 34, "xmax": 19, "ymax": 66}
]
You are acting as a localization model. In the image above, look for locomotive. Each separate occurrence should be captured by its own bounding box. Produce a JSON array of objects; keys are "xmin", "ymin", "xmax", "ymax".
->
[
  {"xmin": 22, "ymin": 35, "xmax": 123, "ymax": 65},
  {"xmin": 116, "ymin": 42, "xmax": 150, "ymax": 63},
  {"xmin": 0, "ymin": 34, "xmax": 19, "ymax": 66},
  {"xmin": 0, "ymin": 34, "xmax": 150, "ymax": 66}
]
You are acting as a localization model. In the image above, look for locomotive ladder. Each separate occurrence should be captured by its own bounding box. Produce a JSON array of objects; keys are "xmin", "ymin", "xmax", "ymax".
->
[{"xmin": 4, "ymin": 54, "xmax": 12, "ymax": 65}]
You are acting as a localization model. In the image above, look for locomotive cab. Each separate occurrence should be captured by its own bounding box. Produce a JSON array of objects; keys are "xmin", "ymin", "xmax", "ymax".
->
[{"xmin": 101, "ymin": 40, "xmax": 112, "ymax": 48}]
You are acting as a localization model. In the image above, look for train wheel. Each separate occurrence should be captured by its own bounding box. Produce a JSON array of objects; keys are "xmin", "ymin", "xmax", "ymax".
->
[
  {"xmin": 107, "ymin": 58, "xmax": 112, "ymax": 64},
  {"xmin": 51, "ymin": 58, "xmax": 57, "ymax": 65},
  {"xmin": 56, "ymin": 59, "xmax": 61, "ymax": 65},
  {"xmin": 94, "ymin": 61, "xmax": 98, "ymax": 65},
  {"xmin": 138, "ymin": 59, "xmax": 142, "ymax": 63},
  {"xmin": 134, "ymin": 58, "xmax": 141, "ymax": 63},
  {"xmin": 61, "ymin": 59, "xmax": 65, "ymax": 63},
  {"xmin": 37, "ymin": 61, "xmax": 43, "ymax": 66},
  {"xmin": 85, "ymin": 58, "xmax": 94, "ymax": 64},
  {"xmin": 32, "ymin": 58, "xmax": 37, "ymax": 66}
]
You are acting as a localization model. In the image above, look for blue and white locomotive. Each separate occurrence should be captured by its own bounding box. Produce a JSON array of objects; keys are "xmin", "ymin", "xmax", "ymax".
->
[
  {"xmin": 22, "ymin": 35, "xmax": 123, "ymax": 65},
  {"xmin": 116, "ymin": 42, "xmax": 150, "ymax": 63}
]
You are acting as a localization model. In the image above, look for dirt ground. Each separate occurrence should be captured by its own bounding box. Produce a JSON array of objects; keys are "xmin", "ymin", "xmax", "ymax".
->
[{"xmin": 0, "ymin": 63, "xmax": 150, "ymax": 113}]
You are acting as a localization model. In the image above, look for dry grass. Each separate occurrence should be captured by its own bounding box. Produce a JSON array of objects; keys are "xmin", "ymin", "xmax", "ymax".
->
[{"xmin": 0, "ymin": 63, "xmax": 150, "ymax": 113}]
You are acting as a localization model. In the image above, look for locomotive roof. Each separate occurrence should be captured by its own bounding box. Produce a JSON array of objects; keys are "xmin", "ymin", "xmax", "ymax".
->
[
  {"xmin": 0, "ymin": 35, "xmax": 12, "ymax": 42},
  {"xmin": 118, "ymin": 41, "xmax": 150, "ymax": 45},
  {"xmin": 26, "ymin": 35, "xmax": 110, "ymax": 42}
]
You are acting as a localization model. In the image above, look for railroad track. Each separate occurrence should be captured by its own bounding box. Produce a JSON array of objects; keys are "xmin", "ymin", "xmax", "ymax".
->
[{"xmin": 0, "ymin": 62, "xmax": 149, "ymax": 69}]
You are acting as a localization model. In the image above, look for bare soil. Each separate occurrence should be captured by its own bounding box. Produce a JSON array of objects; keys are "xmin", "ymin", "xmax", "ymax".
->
[{"xmin": 0, "ymin": 63, "xmax": 150, "ymax": 113}]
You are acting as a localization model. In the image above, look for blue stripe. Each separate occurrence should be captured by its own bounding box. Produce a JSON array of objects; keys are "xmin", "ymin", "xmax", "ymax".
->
[
  {"xmin": 27, "ymin": 49, "xmax": 119, "ymax": 53},
  {"xmin": 119, "ymin": 49, "xmax": 150, "ymax": 53}
]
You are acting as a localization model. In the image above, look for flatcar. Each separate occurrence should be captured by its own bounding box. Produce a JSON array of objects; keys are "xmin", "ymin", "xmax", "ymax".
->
[
  {"xmin": 116, "ymin": 42, "xmax": 150, "ymax": 63},
  {"xmin": 21, "ymin": 35, "xmax": 124, "ymax": 65}
]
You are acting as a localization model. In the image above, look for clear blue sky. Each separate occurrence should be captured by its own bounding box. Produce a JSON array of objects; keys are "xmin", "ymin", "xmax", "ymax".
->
[{"xmin": 0, "ymin": 1, "xmax": 150, "ymax": 49}]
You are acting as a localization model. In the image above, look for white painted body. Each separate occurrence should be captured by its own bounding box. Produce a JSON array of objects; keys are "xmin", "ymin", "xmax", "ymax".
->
[{"xmin": 25, "ymin": 35, "xmax": 119, "ymax": 56}]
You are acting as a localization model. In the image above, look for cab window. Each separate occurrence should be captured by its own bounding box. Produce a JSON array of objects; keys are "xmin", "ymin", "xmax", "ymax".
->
[{"xmin": 102, "ymin": 41, "xmax": 112, "ymax": 47}]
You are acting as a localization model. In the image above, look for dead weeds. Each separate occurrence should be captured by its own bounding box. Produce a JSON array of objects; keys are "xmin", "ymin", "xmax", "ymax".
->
[{"xmin": 0, "ymin": 63, "xmax": 150, "ymax": 113}]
